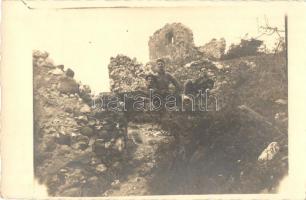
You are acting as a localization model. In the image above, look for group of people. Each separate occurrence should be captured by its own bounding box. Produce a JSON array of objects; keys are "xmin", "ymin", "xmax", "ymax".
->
[{"xmin": 145, "ymin": 58, "xmax": 215, "ymax": 101}]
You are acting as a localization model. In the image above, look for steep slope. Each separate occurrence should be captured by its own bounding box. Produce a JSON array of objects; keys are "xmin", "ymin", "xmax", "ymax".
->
[
  {"xmin": 34, "ymin": 47, "xmax": 287, "ymax": 196},
  {"xmin": 33, "ymin": 50, "xmax": 127, "ymax": 196}
]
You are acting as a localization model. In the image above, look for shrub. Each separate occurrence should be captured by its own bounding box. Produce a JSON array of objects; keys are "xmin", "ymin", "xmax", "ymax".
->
[{"xmin": 223, "ymin": 38, "xmax": 263, "ymax": 59}]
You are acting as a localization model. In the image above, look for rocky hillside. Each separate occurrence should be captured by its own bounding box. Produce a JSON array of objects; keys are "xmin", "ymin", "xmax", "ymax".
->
[
  {"xmin": 145, "ymin": 54, "xmax": 288, "ymax": 194},
  {"xmin": 33, "ymin": 50, "xmax": 128, "ymax": 196},
  {"xmin": 106, "ymin": 49, "xmax": 287, "ymax": 194},
  {"xmin": 34, "ymin": 23, "xmax": 287, "ymax": 196}
]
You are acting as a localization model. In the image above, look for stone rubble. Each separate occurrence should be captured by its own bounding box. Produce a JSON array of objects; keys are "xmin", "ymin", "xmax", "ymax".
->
[
  {"xmin": 198, "ymin": 38, "xmax": 226, "ymax": 60},
  {"xmin": 34, "ymin": 50, "xmax": 128, "ymax": 196},
  {"xmin": 108, "ymin": 55, "xmax": 151, "ymax": 93}
]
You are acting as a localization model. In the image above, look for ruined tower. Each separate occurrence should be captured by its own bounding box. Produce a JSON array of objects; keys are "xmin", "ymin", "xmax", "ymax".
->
[{"xmin": 148, "ymin": 23, "xmax": 200, "ymax": 65}]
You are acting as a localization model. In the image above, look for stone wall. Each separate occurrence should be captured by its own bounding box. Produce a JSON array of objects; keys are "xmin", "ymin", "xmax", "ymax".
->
[
  {"xmin": 148, "ymin": 23, "xmax": 200, "ymax": 65},
  {"xmin": 108, "ymin": 55, "xmax": 151, "ymax": 93}
]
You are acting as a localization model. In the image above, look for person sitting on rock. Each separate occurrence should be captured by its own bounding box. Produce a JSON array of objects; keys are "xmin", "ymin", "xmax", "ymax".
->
[
  {"xmin": 151, "ymin": 58, "xmax": 181, "ymax": 95},
  {"xmin": 146, "ymin": 58, "xmax": 182, "ymax": 112},
  {"xmin": 183, "ymin": 73, "xmax": 215, "ymax": 99}
]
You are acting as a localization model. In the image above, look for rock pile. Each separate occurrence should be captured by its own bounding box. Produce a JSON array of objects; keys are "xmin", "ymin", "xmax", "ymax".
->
[
  {"xmin": 108, "ymin": 55, "xmax": 151, "ymax": 93},
  {"xmin": 173, "ymin": 59, "xmax": 219, "ymax": 83},
  {"xmin": 33, "ymin": 50, "xmax": 127, "ymax": 196},
  {"xmin": 198, "ymin": 38, "xmax": 226, "ymax": 60}
]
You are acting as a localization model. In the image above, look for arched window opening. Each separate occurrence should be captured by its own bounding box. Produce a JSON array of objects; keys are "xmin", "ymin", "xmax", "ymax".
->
[{"xmin": 165, "ymin": 31, "xmax": 174, "ymax": 44}]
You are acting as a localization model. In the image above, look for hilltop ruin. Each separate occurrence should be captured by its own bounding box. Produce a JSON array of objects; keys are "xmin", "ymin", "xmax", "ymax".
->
[{"xmin": 34, "ymin": 23, "xmax": 288, "ymax": 196}]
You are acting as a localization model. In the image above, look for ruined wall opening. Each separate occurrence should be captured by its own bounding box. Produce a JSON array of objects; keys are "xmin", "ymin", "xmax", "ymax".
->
[{"xmin": 165, "ymin": 31, "xmax": 174, "ymax": 45}]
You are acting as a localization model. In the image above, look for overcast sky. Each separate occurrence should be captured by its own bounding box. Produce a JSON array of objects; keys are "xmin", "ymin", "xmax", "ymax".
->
[{"xmin": 27, "ymin": 6, "xmax": 285, "ymax": 93}]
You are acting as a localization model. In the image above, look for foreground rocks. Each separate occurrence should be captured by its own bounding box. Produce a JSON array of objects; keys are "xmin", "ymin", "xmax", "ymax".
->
[{"xmin": 34, "ymin": 50, "xmax": 127, "ymax": 196}]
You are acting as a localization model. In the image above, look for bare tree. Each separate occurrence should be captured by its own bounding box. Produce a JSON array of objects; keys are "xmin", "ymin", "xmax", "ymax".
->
[{"xmin": 256, "ymin": 16, "xmax": 285, "ymax": 54}]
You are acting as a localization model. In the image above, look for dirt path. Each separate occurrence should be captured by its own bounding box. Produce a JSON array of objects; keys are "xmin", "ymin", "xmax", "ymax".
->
[{"xmin": 104, "ymin": 122, "xmax": 173, "ymax": 196}]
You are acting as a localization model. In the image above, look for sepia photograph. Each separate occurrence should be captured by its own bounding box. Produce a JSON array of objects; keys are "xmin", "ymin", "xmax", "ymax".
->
[
  {"xmin": 3, "ymin": 0, "xmax": 306, "ymax": 199},
  {"xmin": 29, "ymin": 6, "xmax": 290, "ymax": 197}
]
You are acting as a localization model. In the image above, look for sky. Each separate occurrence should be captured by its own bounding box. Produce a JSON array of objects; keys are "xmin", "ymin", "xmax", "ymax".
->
[{"xmin": 28, "ymin": 6, "xmax": 285, "ymax": 93}]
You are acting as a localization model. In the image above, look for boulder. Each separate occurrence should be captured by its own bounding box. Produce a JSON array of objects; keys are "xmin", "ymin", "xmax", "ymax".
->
[
  {"xmin": 275, "ymin": 99, "xmax": 287, "ymax": 105},
  {"xmin": 58, "ymin": 77, "xmax": 79, "ymax": 94},
  {"xmin": 98, "ymin": 130, "xmax": 110, "ymax": 139},
  {"xmin": 80, "ymin": 104, "xmax": 91, "ymax": 113},
  {"xmin": 65, "ymin": 68, "xmax": 75, "ymax": 78},
  {"xmin": 93, "ymin": 139, "xmax": 106, "ymax": 156},
  {"xmin": 44, "ymin": 57, "xmax": 55, "ymax": 68},
  {"xmin": 33, "ymin": 50, "xmax": 49, "ymax": 59},
  {"xmin": 64, "ymin": 105, "xmax": 74, "ymax": 113},
  {"xmin": 80, "ymin": 126, "xmax": 94, "ymax": 136},
  {"xmin": 258, "ymin": 142, "xmax": 280, "ymax": 162},
  {"xmin": 57, "ymin": 134, "xmax": 71, "ymax": 146},
  {"xmin": 76, "ymin": 115, "xmax": 88, "ymax": 123},
  {"xmin": 95, "ymin": 164, "xmax": 107, "ymax": 173},
  {"xmin": 49, "ymin": 68, "xmax": 64, "ymax": 75}
]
